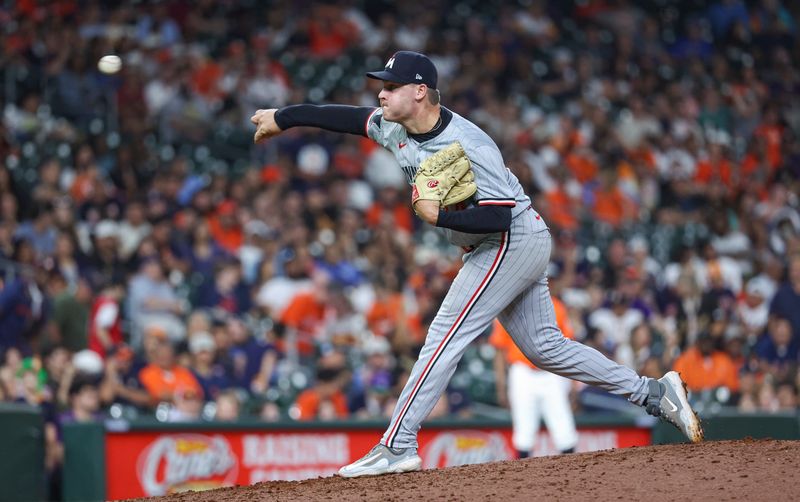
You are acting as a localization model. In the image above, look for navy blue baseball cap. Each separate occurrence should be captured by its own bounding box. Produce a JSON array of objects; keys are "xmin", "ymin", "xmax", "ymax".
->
[{"xmin": 366, "ymin": 51, "xmax": 438, "ymax": 89}]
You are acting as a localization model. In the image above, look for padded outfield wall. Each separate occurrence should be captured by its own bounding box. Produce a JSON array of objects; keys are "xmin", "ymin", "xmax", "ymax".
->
[
  {"xmin": 59, "ymin": 412, "xmax": 800, "ymax": 501},
  {"xmin": 1, "ymin": 407, "xmax": 797, "ymax": 502}
]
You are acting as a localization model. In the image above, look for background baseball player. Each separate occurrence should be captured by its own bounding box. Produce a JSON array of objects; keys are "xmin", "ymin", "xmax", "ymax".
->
[
  {"xmin": 490, "ymin": 291, "xmax": 578, "ymax": 457},
  {"xmin": 251, "ymin": 50, "xmax": 704, "ymax": 478}
]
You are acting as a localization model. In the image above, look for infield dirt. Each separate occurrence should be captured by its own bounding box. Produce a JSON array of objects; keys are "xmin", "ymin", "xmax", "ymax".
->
[{"xmin": 131, "ymin": 438, "xmax": 799, "ymax": 501}]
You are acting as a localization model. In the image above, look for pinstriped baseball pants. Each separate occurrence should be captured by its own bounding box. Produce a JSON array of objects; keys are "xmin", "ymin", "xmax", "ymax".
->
[{"xmin": 382, "ymin": 208, "xmax": 651, "ymax": 449}]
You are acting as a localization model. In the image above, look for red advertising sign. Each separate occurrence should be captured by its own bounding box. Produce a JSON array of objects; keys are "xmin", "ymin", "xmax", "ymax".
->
[{"xmin": 105, "ymin": 426, "xmax": 650, "ymax": 499}]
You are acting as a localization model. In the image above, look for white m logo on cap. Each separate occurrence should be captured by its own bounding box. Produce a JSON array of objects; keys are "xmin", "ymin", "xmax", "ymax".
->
[{"xmin": 386, "ymin": 57, "xmax": 395, "ymax": 69}]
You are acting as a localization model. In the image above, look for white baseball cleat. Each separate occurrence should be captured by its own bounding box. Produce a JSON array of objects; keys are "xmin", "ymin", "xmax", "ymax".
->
[
  {"xmin": 338, "ymin": 444, "xmax": 422, "ymax": 478},
  {"xmin": 646, "ymin": 371, "xmax": 704, "ymax": 443}
]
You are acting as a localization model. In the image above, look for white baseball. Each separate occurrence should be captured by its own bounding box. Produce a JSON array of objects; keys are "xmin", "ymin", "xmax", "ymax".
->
[{"xmin": 98, "ymin": 54, "xmax": 122, "ymax": 74}]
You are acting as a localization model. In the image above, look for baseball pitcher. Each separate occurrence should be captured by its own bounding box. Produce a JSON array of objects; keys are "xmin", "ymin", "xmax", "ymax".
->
[{"xmin": 251, "ymin": 51, "xmax": 703, "ymax": 477}]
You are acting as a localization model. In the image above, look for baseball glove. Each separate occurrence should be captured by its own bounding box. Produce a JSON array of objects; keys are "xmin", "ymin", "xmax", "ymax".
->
[{"xmin": 412, "ymin": 142, "xmax": 477, "ymax": 208}]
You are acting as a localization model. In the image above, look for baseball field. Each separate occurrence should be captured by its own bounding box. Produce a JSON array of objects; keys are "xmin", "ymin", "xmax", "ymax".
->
[{"xmin": 129, "ymin": 439, "xmax": 799, "ymax": 501}]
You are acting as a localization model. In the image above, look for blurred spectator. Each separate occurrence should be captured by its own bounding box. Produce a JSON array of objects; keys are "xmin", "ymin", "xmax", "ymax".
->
[
  {"xmin": 316, "ymin": 240, "xmax": 364, "ymax": 289},
  {"xmin": 214, "ymin": 390, "xmax": 241, "ymax": 421},
  {"xmin": 769, "ymin": 253, "xmax": 800, "ymax": 337},
  {"xmin": 737, "ymin": 279, "xmax": 771, "ymax": 342},
  {"xmin": 117, "ymin": 200, "xmax": 152, "ymax": 261},
  {"xmin": 352, "ymin": 336, "xmax": 395, "ymax": 418},
  {"xmin": 260, "ymin": 399, "xmax": 282, "ymax": 423},
  {"xmin": 182, "ymin": 219, "xmax": 229, "ymax": 291},
  {"xmin": 59, "ymin": 375, "xmax": 102, "ymax": 427},
  {"xmin": 280, "ymin": 271, "xmax": 334, "ymax": 356},
  {"xmin": 755, "ymin": 316, "xmax": 798, "ymax": 382},
  {"xmin": 0, "ymin": 348, "xmax": 23, "ymax": 400},
  {"xmin": 757, "ymin": 380, "xmax": 780, "ymax": 413},
  {"xmin": 138, "ymin": 328, "xmax": 202, "ymax": 404},
  {"xmin": 68, "ymin": 350, "xmax": 106, "ymax": 398},
  {"xmin": 207, "ymin": 200, "xmax": 243, "ymax": 254},
  {"xmin": 365, "ymin": 186, "xmax": 414, "ymax": 235},
  {"xmin": 366, "ymin": 277, "xmax": 423, "ymax": 341},
  {"xmin": 99, "ymin": 343, "xmax": 151, "ymax": 410},
  {"xmin": 52, "ymin": 230, "xmax": 84, "ymax": 293},
  {"xmin": 617, "ymin": 323, "xmax": 656, "ymax": 373},
  {"xmin": 15, "ymin": 203, "xmax": 58, "ymax": 259},
  {"xmin": 127, "ymin": 258, "xmax": 186, "ymax": 346},
  {"xmin": 10, "ymin": 356, "xmax": 51, "ymax": 407},
  {"xmin": 246, "ymin": 325, "xmax": 280, "ymax": 396},
  {"xmin": 134, "ymin": 2, "xmax": 182, "ymax": 47},
  {"xmin": 587, "ymin": 291, "xmax": 644, "ymax": 366},
  {"xmin": 85, "ymin": 220, "xmax": 126, "ymax": 288},
  {"xmin": 49, "ymin": 273, "xmax": 91, "ymax": 352},
  {"xmin": 186, "ymin": 310, "xmax": 213, "ymax": 338},
  {"xmin": 591, "ymin": 168, "xmax": 636, "ymax": 228},
  {"xmin": 166, "ymin": 387, "xmax": 204, "ymax": 422},
  {"xmin": 291, "ymin": 367, "xmax": 348, "ymax": 421},
  {"xmin": 255, "ymin": 247, "xmax": 313, "ymax": 319},
  {"xmin": 87, "ymin": 282, "xmax": 125, "ymax": 359},
  {"xmin": 776, "ymin": 381, "xmax": 798, "ymax": 410},
  {"xmin": 42, "ymin": 346, "xmax": 70, "ymax": 402},
  {"xmin": 239, "ymin": 55, "xmax": 290, "ymax": 116},
  {"xmin": 187, "ymin": 331, "xmax": 231, "ymax": 400},
  {"xmin": 673, "ymin": 332, "xmax": 740, "ymax": 394},
  {"xmin": 195, "ymin": 260, "xmax": 251, "ymax": 314},
  {"xmin": 0, "ymin": 263, "xmax": 46, "ymax": 354},
  {"xmin": 737, "ymin": 371, "xmax": 760, "ymax": 412},
  {"xmin": 239, "ymin": 220, "xmax": 271, "ymax": 285}
]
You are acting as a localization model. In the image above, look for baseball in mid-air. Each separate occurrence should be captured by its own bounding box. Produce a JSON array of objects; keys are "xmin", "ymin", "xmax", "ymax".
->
[{"xmin": 98, "ymin": 54, "xmax": 122, "ymax": 74}]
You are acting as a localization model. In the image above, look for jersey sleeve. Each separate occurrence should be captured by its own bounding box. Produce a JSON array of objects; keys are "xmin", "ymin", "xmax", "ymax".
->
[
  {"xmin": 365, "ymin": 108, "xmax": 406, "ymax": 149},
  {"xmin": 275, "ymin": 104, "xmax": 375, "ymax": 136},
  {"xmin": 466, "ymin": 144, "xmax": 517, "ymax": 207}
]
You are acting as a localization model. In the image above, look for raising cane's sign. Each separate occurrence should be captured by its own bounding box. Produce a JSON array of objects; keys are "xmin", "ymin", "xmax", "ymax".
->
[
  {"xmin": 105, "ymin": 426, "xmax": 651, "ymax": 500},
  {"xmin": 136, "ymin": 434, "xmax": 239, "ymax": 496},
  {"xmin": 421, "ymin": 431, "xmax": 512, "ymax": 468}
]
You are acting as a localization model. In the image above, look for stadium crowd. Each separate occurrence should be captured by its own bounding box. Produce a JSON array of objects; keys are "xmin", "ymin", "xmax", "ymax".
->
[{"xmin": 0, "ymin": 1, "xmax": 799, "ymax": 490}]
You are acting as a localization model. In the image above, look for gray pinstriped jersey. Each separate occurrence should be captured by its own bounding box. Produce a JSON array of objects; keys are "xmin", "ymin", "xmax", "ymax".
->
[
  {"xmin": 366, "ymin": 107, "xmax": 546, "ymax": 247},
  {"xmin": 364, "ymin": 110, "xmax": 652, "ymax": 452}
]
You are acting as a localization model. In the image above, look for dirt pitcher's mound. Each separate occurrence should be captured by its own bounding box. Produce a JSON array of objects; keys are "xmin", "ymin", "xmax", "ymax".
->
[{"xmin": 136, "ymin": 439, "xmax": 799, "ymax": 501}]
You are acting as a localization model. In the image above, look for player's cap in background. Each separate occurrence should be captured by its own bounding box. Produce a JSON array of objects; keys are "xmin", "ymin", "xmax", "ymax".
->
[{"xmin": 367, "ymin": 50, "xmax": 438, "ymax": 89}]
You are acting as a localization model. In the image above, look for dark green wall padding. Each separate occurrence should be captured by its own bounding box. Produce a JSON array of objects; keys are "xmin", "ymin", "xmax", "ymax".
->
[
  {"xmin": 0, "ymin": 403, "xmax": 45, "ymax": 502},
  {"xmin": 62, "ymin": 422, "xmax": 106, "ymax": 502}
]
